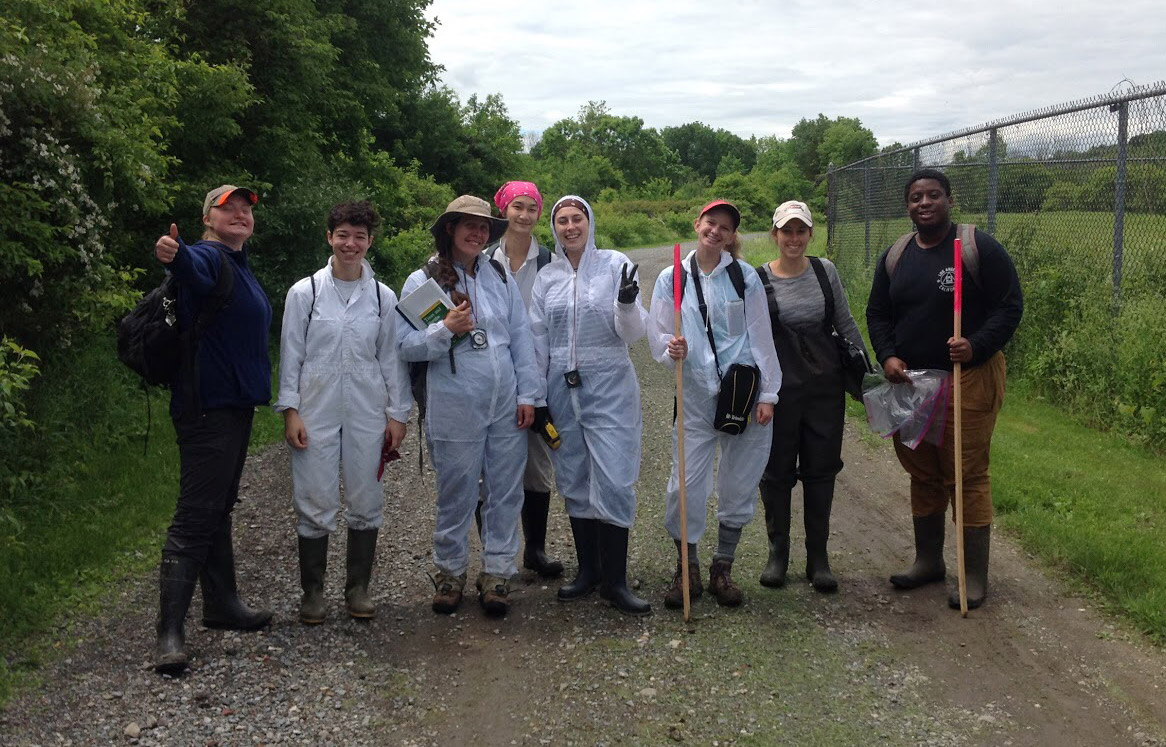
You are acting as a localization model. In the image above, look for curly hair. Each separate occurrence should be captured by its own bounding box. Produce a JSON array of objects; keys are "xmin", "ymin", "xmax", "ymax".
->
[{"xmin": 327, "ymin": 200, "xmax": 382, "ymax": 233}]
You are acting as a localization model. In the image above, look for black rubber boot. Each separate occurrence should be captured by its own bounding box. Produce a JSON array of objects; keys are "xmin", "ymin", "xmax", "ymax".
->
[
  {"xmin": 522, "ymin": 490, "xmax": 564, "ymax": 578},
  {"xmin": 155, "ymin": 555, "xmax": 201, "ymax": 674},
  {"xmin": 891, "ymin": 511, "xmax": 947, "ymax": 589},
  {"xmin": 949, "ymin": 525, "xmax": 991, "ymax": 610},
  {"xmin": 345, "ymin": 528, "xmax": 378, "ymax": 619},
  {"xmin": 759, "ymin": 485, "xmax": 792, "ymax": 588},
  {"xmin": 803, "ymin": 482, "xmax": 838, "ymax": 593},
  {"xmin": 298, "ymin": 535, "xmax": 328, "ymax": 625},
  {"xmin": 199, "ymin": 518, "xmax": 273, "ymax": 630},
  {"xmin": 597, "ymin": 522, "xmax": 651, "ymax": 616},
  {"xmin": 558, "ymin": 517, "xmax": 601, "ymax": 601}
]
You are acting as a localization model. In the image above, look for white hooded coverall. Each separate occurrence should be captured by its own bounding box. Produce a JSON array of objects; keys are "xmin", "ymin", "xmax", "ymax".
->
[
  {"xmin": 648, "ymin": 251, "xmax": 781, "ymax": 544},
  {"xmin": 275, "ymin": 258, "xmax": 412, "ymax": 538},
  {"xmin": 396, "ymin": 254, "xmax": 539, "ymax": 578},
  {"xmin": 530, "ymin": 195, "xmax": 648, "ymax": 529}
]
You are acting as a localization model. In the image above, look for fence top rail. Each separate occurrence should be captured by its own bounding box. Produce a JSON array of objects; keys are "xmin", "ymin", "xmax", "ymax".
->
[{"xmin": 830, "ymin": 80, "xmax": 1166, "ymax": 173}]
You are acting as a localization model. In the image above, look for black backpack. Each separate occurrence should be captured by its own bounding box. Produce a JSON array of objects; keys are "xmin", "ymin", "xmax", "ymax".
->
[{"xmin": 117, "ymin": 247, "xmax": 235, "ymax": 386}]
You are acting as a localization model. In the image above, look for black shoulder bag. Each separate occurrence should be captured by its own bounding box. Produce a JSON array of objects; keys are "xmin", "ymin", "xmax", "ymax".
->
[
  {"xmin": 808, "ymin": 257, "xmax": 872, "ymax": 401},
  {"xmin": 689, "ymin": 256, "xmax": 760, "ymax": 435}
]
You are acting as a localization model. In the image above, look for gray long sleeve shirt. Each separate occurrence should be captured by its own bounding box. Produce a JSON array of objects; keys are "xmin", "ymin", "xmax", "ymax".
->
[{"xmin": 761, "ymin": 257, "xmax": 868, "ymax": 391}]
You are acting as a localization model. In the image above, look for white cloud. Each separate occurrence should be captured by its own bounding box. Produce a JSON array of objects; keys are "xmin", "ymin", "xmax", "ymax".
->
[{"xmin": 425, "ymin": 0, "xmax": 1166, "ymax": 147}]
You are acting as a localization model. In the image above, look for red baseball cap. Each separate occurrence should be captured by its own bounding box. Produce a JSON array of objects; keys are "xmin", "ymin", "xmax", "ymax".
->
[{"xmin": 698, "ymin": 199, "xmax": 741, "ymax": 230}]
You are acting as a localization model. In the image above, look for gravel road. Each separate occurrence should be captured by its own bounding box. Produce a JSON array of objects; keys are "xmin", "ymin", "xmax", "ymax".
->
[{"xmin": 2, "ymin": 240, "xmax": 1165, "ymax": 746}]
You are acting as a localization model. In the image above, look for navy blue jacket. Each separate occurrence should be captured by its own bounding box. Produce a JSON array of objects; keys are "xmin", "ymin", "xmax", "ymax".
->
[{"xmin": 168, "ymin": 238, "xmax": 272, "ymax": 417}]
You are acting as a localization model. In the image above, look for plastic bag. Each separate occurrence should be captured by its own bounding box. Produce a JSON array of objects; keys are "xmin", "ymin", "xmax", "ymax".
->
[{"xmin": 862, "ymin": 369, "xmax": 950, "ymax": 449}]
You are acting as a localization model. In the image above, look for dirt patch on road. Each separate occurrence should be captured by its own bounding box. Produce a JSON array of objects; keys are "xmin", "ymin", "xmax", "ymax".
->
[{"xmin": 2, "ymin": 241, "xmax": 1164, "ymax": 746}]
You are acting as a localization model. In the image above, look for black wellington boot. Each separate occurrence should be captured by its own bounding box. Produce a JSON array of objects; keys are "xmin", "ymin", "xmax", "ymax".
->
[
  {"xmin": 597, "ymin": 522, "xmax": 651, "ymax": 616},
  {"xmin": 522, "ymin": 490, "xmax": 564, "ymax": 577},
  {"xmin": 759, "ymin": 485, "xmax": 792, "ymax": 588},
  {"xmin": 155, "ymin": 555, "xmax": 201, "ymax": 674},
  {"xmin": 200, "ymin": 518, "xmax": 273, "ymax": 630},
  {"xmin": 345, "ymin": 528, "xmax": 378, "ymax": 619},
  {"xmin": 803, "ymin": 482, "xmax": 838, "ymax": 593},
  {"xmin": 890, "ymin": 511, "xmax": 947, "ymax": 590},
  {"xmin": 949, "ymin": 525, "xmax": 991, "ymax": 610},
  {"xmin": 558, "ymin": 517, "xmax": 601, "ymax": 601}
]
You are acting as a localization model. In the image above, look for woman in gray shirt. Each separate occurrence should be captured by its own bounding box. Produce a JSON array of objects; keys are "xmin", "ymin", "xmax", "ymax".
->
[{"xmin": 756, "ymin": 201, "xmax": 868, "ymax": 593}]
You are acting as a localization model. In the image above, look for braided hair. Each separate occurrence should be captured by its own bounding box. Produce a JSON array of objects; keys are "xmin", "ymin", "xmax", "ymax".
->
[{"xmin": 433, "ymin": 219, "xmax": 470, "ymax": 307}]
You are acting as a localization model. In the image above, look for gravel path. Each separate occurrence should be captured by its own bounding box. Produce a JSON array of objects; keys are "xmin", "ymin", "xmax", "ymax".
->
[{"xmin": 3, "ymin": 241, "xmax": 1165, "ymax": 746}]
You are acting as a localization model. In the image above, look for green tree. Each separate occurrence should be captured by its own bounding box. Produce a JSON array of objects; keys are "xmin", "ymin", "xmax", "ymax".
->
[
  {"xmin": 818, "ymin": 119, "xmax": 878, "ymax": 171},
  {"xmin": 789, "ymin": 114, "xmax": 878, "ymax": 177},
  {"xmin": 532, "ymin": 102, "xmax": 680, "ymax": 189},
  {"xmin": 752, "ymin": 135, "xmax": 793, "ymax": 175},
  {"xmin": 663, "ymin": 122, "xmax": 755, "ymax": 183},
  {"xmin": 789, "ymin": 114, "xmax": 832, "ymax": 178}
]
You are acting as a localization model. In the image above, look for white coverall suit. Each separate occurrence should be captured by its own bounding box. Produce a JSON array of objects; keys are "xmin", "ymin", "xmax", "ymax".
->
[
  {"xmin": 275, "ymin": 258, "xmax": 412, "ymax": 538},
  {"xmin": 397, "ymin": 255, "xmax": 539, "ymax": 578},
  {"xmin": 648, "ymin": 251, "xmax": 781, "ymax": 544},
  {"xmin": 530, "ymin": 196, "xmax": 648, "ymax": 529}
]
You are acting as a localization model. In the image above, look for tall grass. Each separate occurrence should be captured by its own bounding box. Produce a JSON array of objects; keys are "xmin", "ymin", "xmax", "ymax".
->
[
  {"xmin": 992, "ymin": 384, "xmax": 1166, "ymax": 640},
  {"xmin": 0, "ymin": 334, "xmax": 283, "ymax": 701}
]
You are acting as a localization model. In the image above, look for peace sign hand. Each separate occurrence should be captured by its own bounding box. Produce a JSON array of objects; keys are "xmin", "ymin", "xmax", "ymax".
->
[{"xmin": 618, "ymin": 263, "xmax": 640, "ymax": 304}]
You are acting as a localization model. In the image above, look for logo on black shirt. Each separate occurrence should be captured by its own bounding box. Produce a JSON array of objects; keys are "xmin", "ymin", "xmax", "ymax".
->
[{"xmin": 937, "ymin": 267, "xmax": 955, "ymax": 293}]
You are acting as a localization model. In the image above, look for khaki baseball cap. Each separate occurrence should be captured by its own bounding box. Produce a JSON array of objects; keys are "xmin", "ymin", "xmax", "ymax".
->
[
  {"xmin": 772, "ymin": 200, "xmax": 813, "ymax": 229},
  {"xmin": 203, "ymin": 185, "xmax": 258, "ymax": 217}
]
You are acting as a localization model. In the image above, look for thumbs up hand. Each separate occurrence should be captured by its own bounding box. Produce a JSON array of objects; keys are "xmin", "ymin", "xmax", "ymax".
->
[{"xmin": 155, "ymin": 223, "xmax": 180, "ymax": 264}]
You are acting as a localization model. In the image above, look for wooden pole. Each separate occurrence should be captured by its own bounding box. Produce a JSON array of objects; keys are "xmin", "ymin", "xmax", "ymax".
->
[
  {"xmin": 953, "ymin": 237, "xmax": 968, "ymax": 617},
  {"xmin": 673, "ymin": 243, "xmax": 691, "ymax": 622}
]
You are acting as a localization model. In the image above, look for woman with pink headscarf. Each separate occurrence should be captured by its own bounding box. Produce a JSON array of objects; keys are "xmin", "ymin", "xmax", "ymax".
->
[{"xmin": 485, "ymin": 181, "xmax": 564, "ymax": 577}]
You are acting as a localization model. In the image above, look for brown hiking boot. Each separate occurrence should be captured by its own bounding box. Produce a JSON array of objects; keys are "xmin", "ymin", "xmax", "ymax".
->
[
  {"xmin": 708, "ymin": 558, "xmax": 743, "ymax": 607},
  {"xmin": 431, "ymin": 571, "xmax": 466, "ymax": 614},
  {"xmin": 476, "ymin": 573, "xmax": 510, "ymax": 617},
  {"xmin": 663, "ymin": 560, "xmax": 702, "ymax": 609}
]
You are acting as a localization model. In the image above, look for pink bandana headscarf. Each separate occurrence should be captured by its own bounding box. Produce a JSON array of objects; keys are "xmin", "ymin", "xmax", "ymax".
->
[{"xmin": 493, "ymin": 181, "xmax": 543, "ymax": 218}]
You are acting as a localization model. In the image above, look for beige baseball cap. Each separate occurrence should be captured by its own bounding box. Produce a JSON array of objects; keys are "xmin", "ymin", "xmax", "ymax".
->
[
  {"xmin": 772, "ymin": 200, "xmax": 813, "ymax": 229},
  {"xmin": 203, "ymin": 185, "xmax": 258, "ymax": 217}
]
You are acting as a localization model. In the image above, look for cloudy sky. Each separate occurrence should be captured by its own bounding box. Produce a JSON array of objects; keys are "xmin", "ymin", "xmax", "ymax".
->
[{"xmin": 424, "ymin": 0, "xmax": 1165, "ymax": 147}]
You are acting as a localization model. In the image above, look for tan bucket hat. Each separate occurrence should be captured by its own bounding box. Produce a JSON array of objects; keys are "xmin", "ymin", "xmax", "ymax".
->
[{"xmin": 430, "ymin": 195, "xmax": 508, "ymax": 244}]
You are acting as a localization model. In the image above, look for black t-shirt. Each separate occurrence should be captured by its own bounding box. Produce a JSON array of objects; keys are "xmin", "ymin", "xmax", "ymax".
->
[{"xmin": 866, "ymin": 224, "xmax": 1023, "ymax": 371}]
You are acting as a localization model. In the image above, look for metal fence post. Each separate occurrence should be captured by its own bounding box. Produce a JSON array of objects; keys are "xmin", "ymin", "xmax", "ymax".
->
[
  {"xmin": 1112, "ymin": 100, "xmax": 1129, "ymax": 310},
  {"xmin": 986, "ymin": 128, "xmax": 999, "ymax": 234},
  {"xmin": 826, "ymin": 163, "xmax": 836, "ymax": 256},
  {"xmin": 912, "ymin": 147, "xmax": 920, "ymax": 172},
  {"xmin": 863, "ymin": 163, "xmax": 871, "ymax": 267}
]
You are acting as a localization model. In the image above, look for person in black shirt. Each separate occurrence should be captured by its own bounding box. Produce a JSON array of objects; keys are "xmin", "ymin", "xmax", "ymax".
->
[{"xmin": 866, "ymin": 169, "xmax": 1022, "ymax": 610}]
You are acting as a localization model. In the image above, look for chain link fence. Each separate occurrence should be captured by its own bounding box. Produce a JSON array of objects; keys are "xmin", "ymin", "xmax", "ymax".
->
[{"xmin": 826, "ymin": 81, "xmax": 1166, "ymax": 447}]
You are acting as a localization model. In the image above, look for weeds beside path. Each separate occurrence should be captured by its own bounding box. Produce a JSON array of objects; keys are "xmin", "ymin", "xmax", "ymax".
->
[{"xmin": 1, "ymin": 242, "xmax": 1164, "ymax": 746}]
